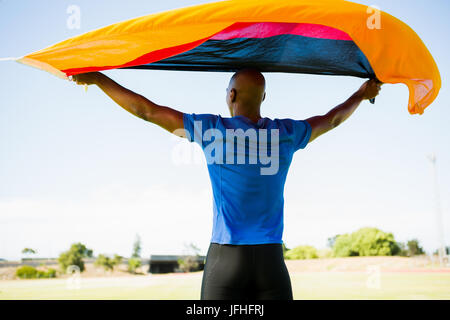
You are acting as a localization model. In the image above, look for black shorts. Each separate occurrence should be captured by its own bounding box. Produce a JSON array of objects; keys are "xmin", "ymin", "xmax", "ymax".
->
[{"xmin": 200, "ymin": 242, "xmax": 293, "ymax": 300}]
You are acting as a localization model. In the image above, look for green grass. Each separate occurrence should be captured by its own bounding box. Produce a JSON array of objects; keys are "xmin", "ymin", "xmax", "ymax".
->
[
  {"xmin": 1, "ymin": 272, "xmax": 449, "ymax": 300},
  {"xmin": 290, "ymin": 272, "xmax": 450, "ymax": 300}
]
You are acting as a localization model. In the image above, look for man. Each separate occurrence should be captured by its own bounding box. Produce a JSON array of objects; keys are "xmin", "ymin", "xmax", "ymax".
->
[{"xmin": 72, "ymin": 69, "xmax": 381, "ymax": 299}]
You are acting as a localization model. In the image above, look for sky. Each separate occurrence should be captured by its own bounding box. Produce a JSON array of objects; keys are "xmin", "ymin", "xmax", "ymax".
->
[{"xmin": 0, "ymin": 0, "xmax": 449, "ymax": 260}]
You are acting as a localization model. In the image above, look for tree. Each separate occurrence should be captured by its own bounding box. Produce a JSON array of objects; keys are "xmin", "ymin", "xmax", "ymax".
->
[
  {"xmin": 95, "ymin": 254, "xmax": 114, "ymax": 271},
  {"xmin": 327, "ymin": 235, "xmax": 339, "ymax": 248},
  {"xmin": 58, "ymin": 242, "xmax": 93, "ymax": 273},
  {"xmin": 332, "ymin": 233, "xmax": 358, "ymax": 257},
  {"xmin": 132, "ymin": 234, "xmax": 141, "ymax": 258},
  {"xmin": 282, "ymin": 243, "xmax": 289, "ymax": 257},
  {"xmin": 182, "ymin": 242, "xmax": 200, "ymax": 256},
  {"xmin": 128, "ymin": 257, "xmax": 142, "ymax": 274},
  {"xmin": 15, "ymin": 265, "xmax": 38, "ymax": 279},
  {"xmin": 21, "ymin": 248, "xmax": 36, "ymax": 255},
  {"xmin": 396, "ymin": 241, "xmax": 409, "ymax": 256},
  {"xmin": 70, "ymin": 243, "xmax": 93, "ymax": 258},
  {"xmin": 113, "ymin": 254, "xmax": 123, "ymax": 266},
  {"xmin": 178, "ymin": 256, "xmax": 199, "ymax": 272},
  {"xmin": 406, "ymin": 239, "xmax": 424, "ymax": 256},
  {"xmin": 435, "ymin": 246, "xmax": 450, "ymax": 255},
  {"xmin": 16, "ymin": 266, "xmax": 57, "ymax": 279},
  {"xmin": 128, "ymin": 235, "xmax": 142, "ymax": 273},
  {"xmin": 178, "ymin": 242, "xmax": 202, "ymax": 273},
  {"xmin": 21, "ymin": 248, "xmax": 37, "ymax": 261},
  {"xmin": 332, "ymin": 227, "xmax": 400, "ymax": 257},
  {"xmin": 94, "ymin": 254, "xmax": 123, "ymax": 271},
  {"xmin": 284, "ymin": 245, "xmax": 318, "ymax": 260}
]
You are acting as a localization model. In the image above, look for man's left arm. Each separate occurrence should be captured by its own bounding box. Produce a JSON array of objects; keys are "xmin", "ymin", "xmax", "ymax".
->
[
  {"xmin": 305, "ymin": 79, "xmax": 381, "ymax": 143},
  {"xmin": 72, "ymin": 72, "xmax": 186, "ymax": 137}
]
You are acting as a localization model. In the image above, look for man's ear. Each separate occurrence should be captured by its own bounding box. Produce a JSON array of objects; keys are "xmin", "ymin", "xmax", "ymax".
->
[
  {"xmin": 230, "ymin": 88, "xmax": 236, "ymax": 103},
  {"xmin": 262, "ymin": 92, "xmax": 266, "ymax": 102}
]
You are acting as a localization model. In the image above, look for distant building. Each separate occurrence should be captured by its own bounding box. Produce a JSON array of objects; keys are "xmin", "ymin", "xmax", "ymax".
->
[
  {"xmin": 21, "ymin": 258, "xmax": 58, "ymax": 265},
  {"xmin": 149, "ymin": 255, "xmax": 205, "ymax": 274}
]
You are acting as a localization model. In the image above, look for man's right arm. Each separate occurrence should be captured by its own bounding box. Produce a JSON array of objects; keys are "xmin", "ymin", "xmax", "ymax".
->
[
  {"xmin": 72, "ymin": 72, "xmax": 186, "ymax": 137},
  {"xmin": 305, "ymin": 79, "xmax": 381, "ymax": 143}
]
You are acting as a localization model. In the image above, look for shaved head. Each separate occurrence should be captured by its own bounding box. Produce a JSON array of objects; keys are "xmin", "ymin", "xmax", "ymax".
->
[
  {"xmin": 226, "ymin": 68, "xmax": 266, "ymax": 116},
  {"xmin": 230, "ymin": 68, "xmax": 266, "ymax": 89}
]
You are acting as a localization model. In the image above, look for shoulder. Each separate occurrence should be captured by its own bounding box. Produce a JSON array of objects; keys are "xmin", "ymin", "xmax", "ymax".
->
[
  {"xmin": 271, "ymin": 118, "xmax": 312, "ymax": 147},
  {"xmin": 183, "ymin": 113, "xmax": 221, "ymax": 126},
  {"xmin": 183, "ymin": 113, "xmax": 220, "ymax": 121},
  {"xmin": 268, "ymin": 118, "xmax": 301, "ymax": 131},
  {"xmin": 275, "ymin": 118, "xmax": 311, "ymax": 130}
]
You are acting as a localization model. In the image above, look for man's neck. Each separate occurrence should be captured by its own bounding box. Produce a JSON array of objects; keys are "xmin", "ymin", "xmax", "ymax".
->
[{"xmin": 233, "ymin": 106, "xmax": 262, "ymax": 124}]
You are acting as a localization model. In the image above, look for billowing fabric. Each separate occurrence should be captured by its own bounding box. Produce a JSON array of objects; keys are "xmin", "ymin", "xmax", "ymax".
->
[
  {"xmin": 183, "ymin": 113, "xmax": 311, "ymax": 245},
  {"xmin": 17, "ymin": 0, "xmax": 440, "ymax": 114}
]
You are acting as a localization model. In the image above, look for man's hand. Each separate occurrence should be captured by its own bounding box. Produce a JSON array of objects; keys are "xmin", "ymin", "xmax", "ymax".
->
[
  {"xmin": 71, "ymin": 72, "xmax": 100, "ymax": 86},
  {"xmin": 358, "ymin": 79, "xmax": 382, "ymax": 100},
  {"xmin": 305, "ymin": 79, "xmax": 382, "ymax": 144}
]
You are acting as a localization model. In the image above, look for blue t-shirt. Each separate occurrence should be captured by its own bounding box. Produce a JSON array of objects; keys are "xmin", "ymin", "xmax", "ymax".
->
[{"xmin": 183, "ymin": 113, "xmax": 311, "ymax": 245}]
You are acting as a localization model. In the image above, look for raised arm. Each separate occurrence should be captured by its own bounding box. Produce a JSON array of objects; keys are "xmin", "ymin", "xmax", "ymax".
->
[
  {"xmin": 305, "ymin": 79, "xmax": 381, "ymax": 143},
  {"xmin": 71, "ymin": 72, "xmax": 186, "ymax": 137}
]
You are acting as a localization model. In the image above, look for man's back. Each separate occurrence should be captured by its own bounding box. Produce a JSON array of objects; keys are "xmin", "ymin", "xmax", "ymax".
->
[{"xmin": 183, "ymin": 113, "xmax": 311, "ymax": 244}]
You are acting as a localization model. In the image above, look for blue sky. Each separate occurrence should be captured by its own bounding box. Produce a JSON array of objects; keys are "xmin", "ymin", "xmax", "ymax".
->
[{"xmin": 0, "ymin": 0, "xmax": 449, "ymax": 260}]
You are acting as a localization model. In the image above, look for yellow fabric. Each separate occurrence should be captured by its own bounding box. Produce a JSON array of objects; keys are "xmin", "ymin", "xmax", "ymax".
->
[{"xmin": 19, "ymin": 0, "xmax": 440, "ymax": 114}]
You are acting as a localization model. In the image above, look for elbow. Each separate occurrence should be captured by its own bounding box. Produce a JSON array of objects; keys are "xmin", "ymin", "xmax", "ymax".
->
[
  {"xmin": 324, "ymin": 109, "xmax": 342, "ymax": 130},
  {"xmin": 132, "ymin": 102, "xmax": 152, "ymax": 121},
  {"xmin": 330, "ymin": 115, "xmax": 342, "ymax": 129},
  {"xmin": 135, "ymin": 95, "xmax": 155, "ymax": 121},
  {"xmin": 139, "ymin": 110, "xmax": 153, "ymax": 122}
]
